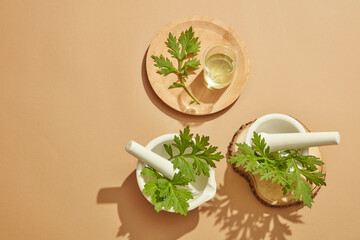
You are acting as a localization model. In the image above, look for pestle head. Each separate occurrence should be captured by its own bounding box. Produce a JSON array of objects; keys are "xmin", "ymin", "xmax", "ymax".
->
[
  {"xmin": 334, "ymin": 132, "xmax": 341, "ymax": 144},
  {"xmin": 125, "ymin": 140, "xmax": 134, "ymax": 152},
  {"xmin": 125, "ymin": 140, "xmax": 176, "ymax": 180}
]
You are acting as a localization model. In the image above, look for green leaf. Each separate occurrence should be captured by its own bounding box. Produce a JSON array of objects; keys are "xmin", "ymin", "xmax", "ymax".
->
[
  {"xmin": 299, "ymin": 169, "xmax": 326, "ymax": 186},
  {"xmin": 183, "ymin": 58, "xmax": 200, "ymax": 69},
  {"xmin": 143, "ymin": 181, "xmax": 158, "ymax": 197},
  {"xmin": 295, "ymin": 154, "xmax": 324, "ymax": 171},
  {"xmin": 154, "ymin": 202, "xmax": 163, "ymax": 212},
  {"xmin": 294, "ymin": 170, "xmax": 314, "ymax": 208},
  {"xmin": 173, "ymin": 126, "xmax": 193, "ymax": 155},
  {"xmin": 192, "ymin": 156, "xmax": 210, "ymax": 177},
  {"xmin": 162, "ymin": 187, "xmax": 193, "ymax": 215},
  {"xmin": 191, "ymin": 134, "xmax": 209, "ymax": 154},
  {"xmin": 156, "ymin": 177, "xmax": 193, "ymax": 215},
  {"xmin": 166, "ymin": 32, "xmax": 181, "ymax": 59},
  {"xmin": 252, "ymin": 132, "xmax": 269, "ymax": 156},
  {"xmin": 228, "ymin": 153, "xmax": 250, "ymax": 168},
  {"xmin": 172, "ymin": 156, "xmax": 196, "ymax": 182},
  {"xmin": 169, "ymin": 82, "xmax": 183, "ymax": 88},
  {"xmin": 236, "ymin": 142, "xmax": 257, "ymax": 158},
  {"xmin": 141, "ymin": 167, "xmax": 157, "ymax": 179},
  {"xmin": 142, "ymin": 170, "xmax": 192, "ymax": 215},
  {"xmin": 143, "ymin": 181, "xmax": 164, "ymax": 210},
  {"xmin": 182, "ymin": 58, "xmax": 201, "ymax": 77},
  {"xmin": 198, "ymin": 146, "xmax": 222, "ymax": 168},
  {"xmin": 170, "ymin": 126, "xmax": 223, "ymax": 180},
  {"xmin": 156, "ymin": 178, "xmax": 172, "ymax": 198},
  {"xmin": 171, "ymin": 172, "xmax": 191, "ymax": 186},
  {"xmin": 178, "ymin": 27, "xmax": 201, "ymax": 60},
  {"xmin": 152, "ymin": 55, "xmax": 178, "ymax": 76},
  {"xmin": 164, "ymin": 144, "xmax": 173, "ymax": 158}
]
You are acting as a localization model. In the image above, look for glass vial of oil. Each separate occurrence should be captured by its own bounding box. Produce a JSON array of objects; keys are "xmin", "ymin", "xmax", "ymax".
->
[{"xmin": 203, "ymin": 44, "xmax": 238, "ymax": 89}]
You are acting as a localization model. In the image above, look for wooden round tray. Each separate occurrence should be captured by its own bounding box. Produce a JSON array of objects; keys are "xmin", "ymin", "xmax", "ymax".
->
[
  {"xmin": 227, "ymin": 120, "xmax": 326, "ymax": 207},
  {"xmin": 146, "ymin": 16, "xmax": 250, "ymax": 115}
]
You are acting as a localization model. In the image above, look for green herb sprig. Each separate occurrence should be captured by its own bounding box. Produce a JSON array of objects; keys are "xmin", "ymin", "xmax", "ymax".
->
[
  {"xmin": 227, "ymin": 132, "xmax": 326, "ymax": 208},
  {"xmin": 152, "ymin": 27, "xmax": 201, "ymax": 104},
  {"xmin": 142, "ymin": 167, "xmax": 193, "ymax": 215},
  {"xmin": 141, "ymin": 126, "xmax": 224, "ymax": 215}
]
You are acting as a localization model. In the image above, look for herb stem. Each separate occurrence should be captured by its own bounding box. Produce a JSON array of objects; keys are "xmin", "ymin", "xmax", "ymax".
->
[
  {"xmin": 178, "ymin": 59, "xmax": 183, "ymax": 72},
  {"xmin": 169, "ymin": 153, "xmax": 198, "ymax": 161},
  {"xmin": 179, "ymin": 75, "xmax": 201, "ymax": 104},
  {"xmin": 177, "ymin": 58, "xmax": 200, "ymax": 104}
]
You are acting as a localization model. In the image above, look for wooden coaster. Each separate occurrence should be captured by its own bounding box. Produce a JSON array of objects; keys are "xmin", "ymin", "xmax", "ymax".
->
[
  {"xmin": 227, "ymin": 120, "xmax": 326, "ymax": 207},
  {"xmin": 146, "ymin": 16, "xmax": 250, "ymax": 115}
]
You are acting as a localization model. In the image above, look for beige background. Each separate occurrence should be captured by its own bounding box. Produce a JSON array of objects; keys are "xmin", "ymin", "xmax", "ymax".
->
[{"xmin": 1, "ymin": 0, "xmax": 359, "ymax": 239}]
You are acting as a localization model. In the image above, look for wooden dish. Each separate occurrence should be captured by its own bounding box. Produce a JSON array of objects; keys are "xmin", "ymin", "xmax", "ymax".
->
[
  {"xmin": 227, "ymin": 120, "xmax": 326, "ymax": 207},
  {"xmin": 146, "ymin": 16, "xmax": 250, "ymax": 115}
]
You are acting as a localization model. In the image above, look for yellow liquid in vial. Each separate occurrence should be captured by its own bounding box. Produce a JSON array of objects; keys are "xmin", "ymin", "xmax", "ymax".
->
[{"xmin": 204, "ymin": 53, "xmax": 235, "ymax": 89}]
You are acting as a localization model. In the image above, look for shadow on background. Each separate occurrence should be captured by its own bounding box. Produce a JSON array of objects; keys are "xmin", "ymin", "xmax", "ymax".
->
[
  {"xmin": 97, "ymin": 171, "xmax": 199, "ymax": 240},
  {"xmin": 200, "ymin": 165, "xmax": 304, "ymax": 240},
  {"xmin": 141, "ymin": 48, "xmax": 236, "ymax": 127}
]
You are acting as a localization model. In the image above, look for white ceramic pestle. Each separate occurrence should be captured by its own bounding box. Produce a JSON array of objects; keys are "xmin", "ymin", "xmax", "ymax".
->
[
  {"xmin": 243, "ymin": 114, "xmax": 340, "ymax": 155},
  {"xmin": 258, "ymin": 132, "xmax": 340, "ymax": 152},
  {"xmin": 126, "ymin": 140, "xmax": 177, "ymax": 180}
]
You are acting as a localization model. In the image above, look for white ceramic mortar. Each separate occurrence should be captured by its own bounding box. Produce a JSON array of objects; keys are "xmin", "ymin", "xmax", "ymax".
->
[
  {"xmin": 135, "ymin": 134, "xmax": 217, "ymax": 213},
  {"xmin": 244, "ymin": 113, "xmax": 309, "ymax": 155}
]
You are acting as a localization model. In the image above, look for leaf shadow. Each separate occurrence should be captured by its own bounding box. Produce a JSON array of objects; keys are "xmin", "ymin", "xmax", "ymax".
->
[
  {"xmin": 200, "ymin": 165, "xmax": 304, "ymax": 240},
  {"xmin": 97, "ymin": 171, "xmax": 199, "ymax": 240}
]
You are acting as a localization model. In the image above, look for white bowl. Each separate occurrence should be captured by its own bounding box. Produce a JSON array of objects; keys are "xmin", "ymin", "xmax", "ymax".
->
[{"xmin": 136, "ymin": 134, "xmax": 217, "ymax": 212}]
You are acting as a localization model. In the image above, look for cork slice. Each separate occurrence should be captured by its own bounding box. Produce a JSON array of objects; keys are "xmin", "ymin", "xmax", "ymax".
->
[{"xmin": 226, "ymin": 120, "xmax": 326, "ymax": 207}]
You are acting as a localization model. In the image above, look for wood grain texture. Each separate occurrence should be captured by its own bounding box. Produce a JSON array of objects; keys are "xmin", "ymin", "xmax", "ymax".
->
[
  {"xmin": 227, "ymin": 120, "xmax": 326, "ymax": 208},
  {"xmin": 146, "ymin": 16, "xmax": 250, "ymax": 115}
]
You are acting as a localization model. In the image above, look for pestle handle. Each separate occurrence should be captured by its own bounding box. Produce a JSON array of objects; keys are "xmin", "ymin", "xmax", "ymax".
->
[
  {"xmin": 258, "ymin": 132, "xmax": 340, "ymax": 152},
  {"xmin": 126, "ymin": 140, "xmax": 176, "ymax": 180}
]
